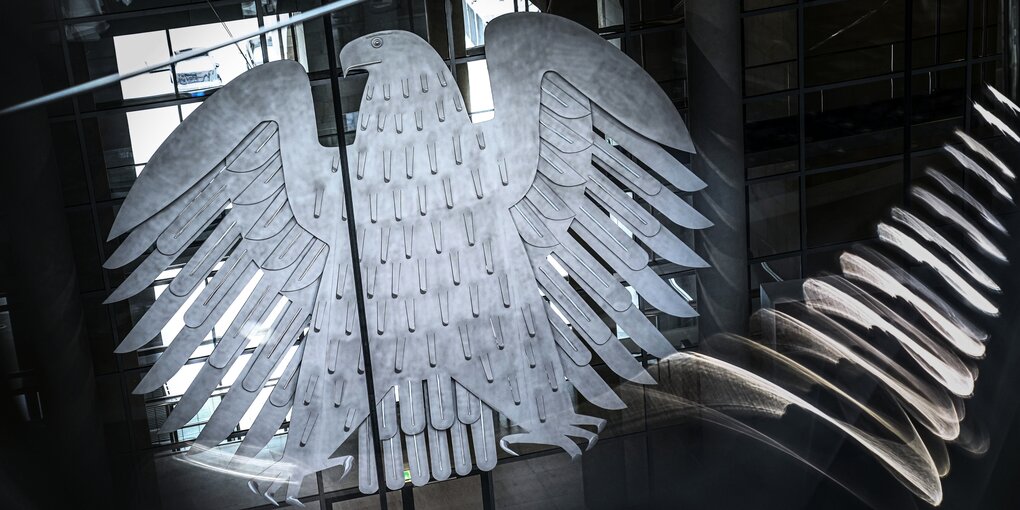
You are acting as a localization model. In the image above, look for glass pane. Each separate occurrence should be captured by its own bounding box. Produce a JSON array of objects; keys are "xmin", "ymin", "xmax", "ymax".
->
[
  {"xmin": 912, "ymin": 0, "xmax": 968, "ymax": 68},
  {"xmin": 743, "ymin": 10, "xmax": 798, "ymax": 96},
  {"xmin": 597, "ymin": 0, "xmax": 626, "ymax": 28},
  {"xmin": 972, "ymin": 0, "xmax": 1003, "ymax": 58},
  {"xmin": 628, "ymin": 28, "xmax": 687, "ymax": 106},
  {"xmin": 744, "ymin": 0, "xmax": 796, "ymax": 11},
  {"xmin": 332, "ymin": 490, "xmax": 403, "ymax": 509},
  {"xmin": 169, "ymin": 19, "xmax": 265, "ymax": 95},
  {"xmin": 126, "ymin": 106, "xmax": 182, "ymax": 166},
  {"xmin": 749, "ymin": 255, "xmax": 801, "ymax": 291},
  {"xmin": 493, "ymin": 454, "xmax": 585, "ymax": 509},
  {"xmin": 804, "ymin": 78, "xmax": 904, "ymax": 169},
  {"xmin": 68, "ymin": 4, "xmax": 258, "ymax": 108},
  {"xmin": 113, "ymin": 30, "xmax": 175, "ymax": 100},
  {"xmin": 462, "ymin": 0, "xmax": 533, "ymax": 50},
  {"xmin": 748, "ymin": 176, "xmax": 801, "ymax": 257},
  {"xmin": 412, "ymin": 474, "xmax": 482, "ymax": 509},
  {"xmin": 460, "ymin": 59, "xmax": 495, "ymax": 122},
  {"xmin": 804, "ymin": 0, "xmax": 906, "ymax": 86},
  {"xmin": 332, "ymin": 0, "xmax": 431, "ymax": 59},
  {"xmin": 910, "ymin": 66, "xmax": 966, "ymax": 150},
  {"xmin": 745, "ymin": 95, "xmax": 799, "ymax": 179},
  {"xmin": 65, "ymin": 208, "xmax": 104, "ymax": 292},
  {"xmin": 628, "ymin": 0, "xmax": 685, "ymax": 28},
  {"xmin": 805, "ymin": 161, "xmax": 903, "ymax": 247}
]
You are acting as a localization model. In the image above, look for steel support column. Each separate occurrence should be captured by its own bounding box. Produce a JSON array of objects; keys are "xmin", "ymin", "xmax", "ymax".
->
[
  {"xmin": 0, "ymin": 2, "xmax": 113, "ymax": 507},
  {"xmin": 686, "ymin": 0, "xmax": 750, "ymax": 338}
]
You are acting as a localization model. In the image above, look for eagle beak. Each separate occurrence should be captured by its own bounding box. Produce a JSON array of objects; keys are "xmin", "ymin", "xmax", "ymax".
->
[
  {"xmin": 339, "ymin": 42, "xmax": 380, "ymax": 77},
  {"xmin": 342, "ymin": 60, "xmax": 381, "ymax": 77}
]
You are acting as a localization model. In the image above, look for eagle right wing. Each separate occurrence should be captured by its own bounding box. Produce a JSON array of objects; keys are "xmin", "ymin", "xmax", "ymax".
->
[{"xmin": 484, "ymin": 13, "xmax": 711, "ymax": 453}]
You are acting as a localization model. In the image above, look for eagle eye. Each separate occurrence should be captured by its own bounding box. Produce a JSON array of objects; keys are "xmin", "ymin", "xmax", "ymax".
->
[{"xmin": 370, "ymin": 37, "xmax": 383, "ymax": 48}]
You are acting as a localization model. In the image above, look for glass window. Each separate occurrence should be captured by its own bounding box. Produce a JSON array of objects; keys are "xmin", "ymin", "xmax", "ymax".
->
[
  {"xmin": 748, "ymin": 176, "xmax": 801, "ymax": 257},
  {"xmin": 493, "ymin": 454, "xmax": 585, "ymax": 509},
  {"xmin": 412, "ymin": 474, "xmax": 482, "ymax": 509},
  {"xmin": 461, "ymin": 0, "xmax": 534, "ymax": 50},
  {"xmin": 971, "ymin": 0, "xmax": 1004, "ymax": 58},
  {"xmin": 804, "ymin": 0, "xmax": 906, "ymax": 86},
  {"xmin": 805, "ymin": 161, "xmax": 903, "ymax": 247},
  {"xmin": 912, "ymin": 0, "xmax": 968, "ymax": 68},
  {"xmin": 749, "ymin": 255, "xmax": 801, "ymax": 291},
  {"xmin": 745, "ymin": 94, "xmax": 799, "ymax": 178},
  {"xmin": 910, "ymin": 66, "xmax": 966, "ymax": 150},
  {"xmin": 458, "ymin": 59, "xmax": 495, "ymax": 122},
  {"xmin": 113, "ymin": 30, "xmax": 175, "ymax": 100},
  {"xmin": 628, "ymin": 0, "xmax": 684, "ymax": 29},
  {"xmin": 744, "ymin": 0, "xmax": 796, "ymax": 11},
  {"xmin": 743, "ymin": 9, "xmax": 798, "ymax": 96},
  {"xmin": 804, "ymin": 78, "xmax": 905, "ymax": 169},
  {"xmin": 126, "ymin": 106, "xmax": 182, "ymax": 166},
  {"xmin": 628, "ymin": 28, "xmax": 687, "ymax": 105}
]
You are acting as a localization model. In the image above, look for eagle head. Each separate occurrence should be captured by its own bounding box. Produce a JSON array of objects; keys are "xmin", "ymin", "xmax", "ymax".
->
[{"xmin": 340, "ymin": 30, "xmax": 436, "ymax": 77}]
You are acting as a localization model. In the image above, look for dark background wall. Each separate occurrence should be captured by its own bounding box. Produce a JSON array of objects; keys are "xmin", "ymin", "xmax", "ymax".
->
[{"xmin": 1, "ymin": 1, "xmax": 1018, "ymax": 509}]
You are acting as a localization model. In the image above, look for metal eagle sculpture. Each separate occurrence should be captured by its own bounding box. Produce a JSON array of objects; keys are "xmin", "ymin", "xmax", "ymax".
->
[{"xmin": 104, "ymin": 13, "xmax": 708, "ymax": 505}]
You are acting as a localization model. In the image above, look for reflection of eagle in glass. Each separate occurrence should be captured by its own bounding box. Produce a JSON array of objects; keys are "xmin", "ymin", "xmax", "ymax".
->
[{"xmin": 104, "ymin": 13, "xmax": 708, "ymax": 505}]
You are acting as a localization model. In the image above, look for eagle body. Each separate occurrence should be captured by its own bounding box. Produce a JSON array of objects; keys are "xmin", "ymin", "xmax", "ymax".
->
[{"xmin": 343, "ymin": 39, "xmax": 579, "ymax": 490}]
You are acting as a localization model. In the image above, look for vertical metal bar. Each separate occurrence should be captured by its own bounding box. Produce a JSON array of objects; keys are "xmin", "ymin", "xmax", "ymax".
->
[
  {"xmin": 444, "ymin": 0, "xmax": 457, "ymax": 73},
  {"xmin": 322, "ymin": 7, "xmax": 390, "ymax": 510},
  {"xmin": 797, "ymin": 0, "xmax": 807, "ymax": 257},
  {"xmin": 622, "ymin": 0, "xmax": 632, "ymax": 54},
  {"xmin": 166, "ymin": 30, "xmax": 182, "ymax": 98},
  {"xmin": 980, "ymin": 0, "xmax": 988, "ymax": 57},
  {"xmin": 255, "ymin": 0, "xmax": 271, "ymax": 64},
  {"xmin": 480, "ymin": 471, "xmax": 496, "ymax": 510},
  {"xmin": 965, "ymin": 0, "xmax": 975, "ymax": 132},
  {"xmin": 407, "ymin": 0, "xmax": 416, "ymax": 34},
  {"xmin": 935, "ymin": 0, "xmax": 942, "ymax": 65},
  {"xmin": 1008, "ymin": 0, "xmax": 1019, "ymax": 98},
  {"xmin": 904, "ymin": 0, "xmax": 914, "ymax": 205},
  {"xmin": 316, "ymin": 471, "xmax": 328, "ymax": 509},
  {"xmin": 401, "ymin": 485, "xmax": 415, "ymax": 510}
]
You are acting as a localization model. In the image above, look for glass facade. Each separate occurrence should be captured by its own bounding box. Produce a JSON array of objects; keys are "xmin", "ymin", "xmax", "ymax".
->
[
  {"xmin": 742, "ymin": 0, "xmax": 1012, "ymax": 313},
  {"xmin": 2, "ymin": 1, "xmax": 1018, "ymax": 508}
]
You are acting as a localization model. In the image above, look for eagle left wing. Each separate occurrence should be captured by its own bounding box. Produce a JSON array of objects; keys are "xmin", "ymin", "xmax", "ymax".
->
[{"xmin": 103, "ymin": 62, "xmax": 367, "ymax": 506}]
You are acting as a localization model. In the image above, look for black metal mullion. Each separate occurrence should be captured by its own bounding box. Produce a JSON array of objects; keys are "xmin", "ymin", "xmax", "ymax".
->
[
  {"xmin": 316, "ymin": 471, "xmax": 329, "ymax": 509},
  {"xmin": 904, "ymin": 0, "xmax": 914, "ymax": 205},
  {"xmin": 322, "ymin": 7, "xmax": 390, "ymax": 510},
  {"xmin": 480, "ymin": 471, "xmax": 496, "ymax": 510},
  {"xmin": 965, "ymin": 0, "xmax": 975, "ymax": 133},
  {"xmin": 444, "ymin": 0, "xmax": 457, "ymax": 73},
  {"xmin": 797, "ymin": 0, "xmax": 807, "ymax": 267},
  {"xmin": 167, "ymin": 30, "xmax": 182, "ymax": 98},
  {"xmin": 739, "ymin": 6, "xmax": 756, "ymax": 304},
  {"xmin": 255, "ymin": 0, "xmax": 271, "ymax": 65},
  {"xmin": 401, "ymin": 485, "xmax": 415, "ymax": 510}
]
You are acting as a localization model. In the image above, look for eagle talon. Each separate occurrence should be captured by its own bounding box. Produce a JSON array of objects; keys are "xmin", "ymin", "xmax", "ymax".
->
[
  {"xmin": 498, "ymin": 438, "xmax": 520, "ymax": 457},
  {"xmin": 263, "ymin": 490, "xmax": 280, "ymax": 507},
  {"xmin": 341, "ymin": 456, "xmax": 355, "ymax": 477},
  {"xmin": 285, "ymin": 496, "xmax": 306, "ymax": 508},
  {"xmin": 248, "ymin": 480, "xmax": 260, "ymax": 495}
]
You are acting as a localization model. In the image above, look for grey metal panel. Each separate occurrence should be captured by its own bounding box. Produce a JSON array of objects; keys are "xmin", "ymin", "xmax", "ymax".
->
[{"xmin": 105, "ymin": 12, "xmax": 706, "ymax": 503}]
